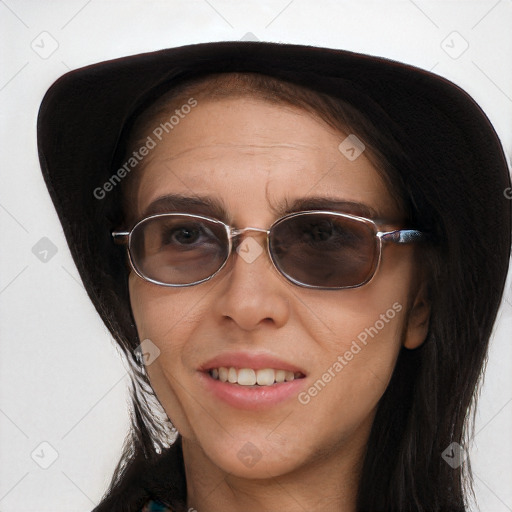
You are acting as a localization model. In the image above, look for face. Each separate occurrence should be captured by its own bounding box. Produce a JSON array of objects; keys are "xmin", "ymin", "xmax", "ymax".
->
[{"xmin": 128, "ymin": 96, "xmax": 428, "ymax": 480}]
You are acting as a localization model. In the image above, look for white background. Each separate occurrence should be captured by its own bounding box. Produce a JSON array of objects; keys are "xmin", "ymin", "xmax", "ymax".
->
[{"xmin": 0, "ymin": 1, "xmax": 511, "ymax": 511}]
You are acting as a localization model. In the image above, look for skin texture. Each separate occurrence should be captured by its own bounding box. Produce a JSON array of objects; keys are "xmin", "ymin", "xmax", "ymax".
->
[{"xmin": 128, "ymin": 97, "xmax": 430, "ymax": 512}]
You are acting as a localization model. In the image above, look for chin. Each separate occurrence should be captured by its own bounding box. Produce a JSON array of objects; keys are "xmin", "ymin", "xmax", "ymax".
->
[{"xmin": 194, "ymin": 431, "xmax": 308, "ymax": 480}]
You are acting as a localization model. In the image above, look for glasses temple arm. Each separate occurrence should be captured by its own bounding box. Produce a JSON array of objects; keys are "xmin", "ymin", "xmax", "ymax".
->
[
  {"xmin": 112, "ymin": 231, "xmax": 130, "ymax": 245},
  {"xmin": 379, "ymin": 229, "xmax": 425, "ymax": 244}
]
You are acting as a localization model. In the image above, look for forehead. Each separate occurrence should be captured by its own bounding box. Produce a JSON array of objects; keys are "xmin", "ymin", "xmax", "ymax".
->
[{"xmin": 130, "ymin": 97, "xmax": 402, "ymax": 225}]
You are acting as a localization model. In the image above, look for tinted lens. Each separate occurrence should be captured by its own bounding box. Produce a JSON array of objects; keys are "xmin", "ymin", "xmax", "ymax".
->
[
  {"xmin": 130, "ymin": 215, "xmax": 229, "ymax": 285},
  {"xmin": 270, "ymin": 213, "xmax": 378, "ymax": 288}
]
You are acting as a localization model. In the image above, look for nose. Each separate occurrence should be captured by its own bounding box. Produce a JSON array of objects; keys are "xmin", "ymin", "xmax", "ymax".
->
[{"xmin": 212, "ymin": 230, "xmax": 290, "ymax": 331}]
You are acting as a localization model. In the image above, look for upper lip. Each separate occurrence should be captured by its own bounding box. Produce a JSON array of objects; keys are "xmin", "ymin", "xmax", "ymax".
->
[{"xmin": 199, "ymin": 351, "xmax": 307, "ymax": 376}]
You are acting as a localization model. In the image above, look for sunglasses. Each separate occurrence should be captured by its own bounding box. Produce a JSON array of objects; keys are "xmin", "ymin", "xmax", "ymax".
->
[{"xmin": 112, "ymin": 211, "xmax": 425, "ymax": 289}]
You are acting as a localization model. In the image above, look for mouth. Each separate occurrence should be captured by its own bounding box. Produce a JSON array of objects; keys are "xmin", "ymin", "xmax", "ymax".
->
[
  {"xmin": 208, "ymin": 367, "xmax": 305, "ymax": 387},
  {"xmin": 198, "ymin": 354, "xmax": 307, "ymax": 410}
]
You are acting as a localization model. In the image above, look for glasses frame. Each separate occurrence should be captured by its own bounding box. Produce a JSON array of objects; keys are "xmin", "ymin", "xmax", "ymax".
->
[{"xmin": 112, "ymin": 210, "xmax": 425, "ymax": 290}]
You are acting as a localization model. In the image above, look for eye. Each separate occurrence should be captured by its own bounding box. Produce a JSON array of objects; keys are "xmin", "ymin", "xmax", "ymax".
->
[
  {"xmin": 162, "ymin": 224, "xmax": 203, "ymax": 246},
  {"xmin": 305, "ymin": 219, "xmax": 334, "ymax": 241},
  {"xmin": 160, "ymin": 221, "xmax": 217, "ymax": 249},
  {"xmin": 300, "ymin": 219, "xmax": 357, "ymax": 247}
]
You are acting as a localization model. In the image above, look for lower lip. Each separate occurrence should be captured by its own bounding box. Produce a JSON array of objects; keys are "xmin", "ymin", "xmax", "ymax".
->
[{"xmin": 198, "ymin": 372, "xmax": 306, "ymax": 410}]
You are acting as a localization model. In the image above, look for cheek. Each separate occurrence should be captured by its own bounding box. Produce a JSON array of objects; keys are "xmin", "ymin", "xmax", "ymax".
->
[
  {"xmin": 331, "ymin": 303, "xmax": 405, "ymax": 399},
  {"xmin": 129, "ymin": 273, "xmax": 215, "ymax": 382},
  {"xmin": 129, "ymin": 273, "xmax": 201, "ymax": 340},
  {"xmin": 290, "ymin": 300, "xmax": 407, "ymax": 462},
  {"xmin": 128, "ymin": 274, "xmax": 205, "ymax": 434},
  {"xmin": 293, "ymin": 251, "xmax": 413, "ymax": 428},
  {"xmin": 302, "ymin": 298, "xmax": 406, "ymax": 401}
]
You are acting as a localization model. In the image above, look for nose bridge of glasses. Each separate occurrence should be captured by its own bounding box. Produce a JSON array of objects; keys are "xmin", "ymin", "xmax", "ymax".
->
[{"xmin": 230, "ymin": 226, "xmax": 270, "ymax": 240}]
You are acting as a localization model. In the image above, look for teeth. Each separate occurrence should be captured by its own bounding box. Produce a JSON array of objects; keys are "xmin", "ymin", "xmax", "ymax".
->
[
  {"xmin": 210, "ymin": 367, "xmax": 303, "ymax": 386},
  {"xmin": 218, "ymin": 367, "xmax": 228, "ymax": 382},
  {"xmin": 285, "ymin": 370, "xmax": 295, "ymax": 382},
  {"xmin": 275, "ymin": 369, "xmax": 286, "ymax": 383},
  {"xmin": 256, "ymin": 368, "xmax": 274, "ymax": 386},
  {"xmin": 238, "ymin": 368, "xmax": 256, "ymax": 385},
  {"xmin": 228, "ymin": 367, "xmax": 238, "ymax": 383}
]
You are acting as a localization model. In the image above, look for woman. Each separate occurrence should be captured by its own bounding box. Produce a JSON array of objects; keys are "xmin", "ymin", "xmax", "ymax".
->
[{"xmin": 37, "ymin": 41, "xmax": 511, "ymax": 512}]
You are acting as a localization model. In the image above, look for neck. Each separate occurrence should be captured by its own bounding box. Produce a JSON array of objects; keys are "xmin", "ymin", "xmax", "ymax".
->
[{"xmin": 182, "ymin": 435, "xmax": 366, "ymax": 512}]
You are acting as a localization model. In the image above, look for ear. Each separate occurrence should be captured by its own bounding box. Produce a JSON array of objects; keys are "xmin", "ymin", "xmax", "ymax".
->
[{"xmin": 403, "ymin": 280, "xmax": 431, "ymax": 349}]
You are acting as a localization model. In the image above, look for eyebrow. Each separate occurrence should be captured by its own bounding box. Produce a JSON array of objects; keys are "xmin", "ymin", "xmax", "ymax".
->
[{"xmin": 139, "ymin": 193, "xmax": 381, "ymax": 224}]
